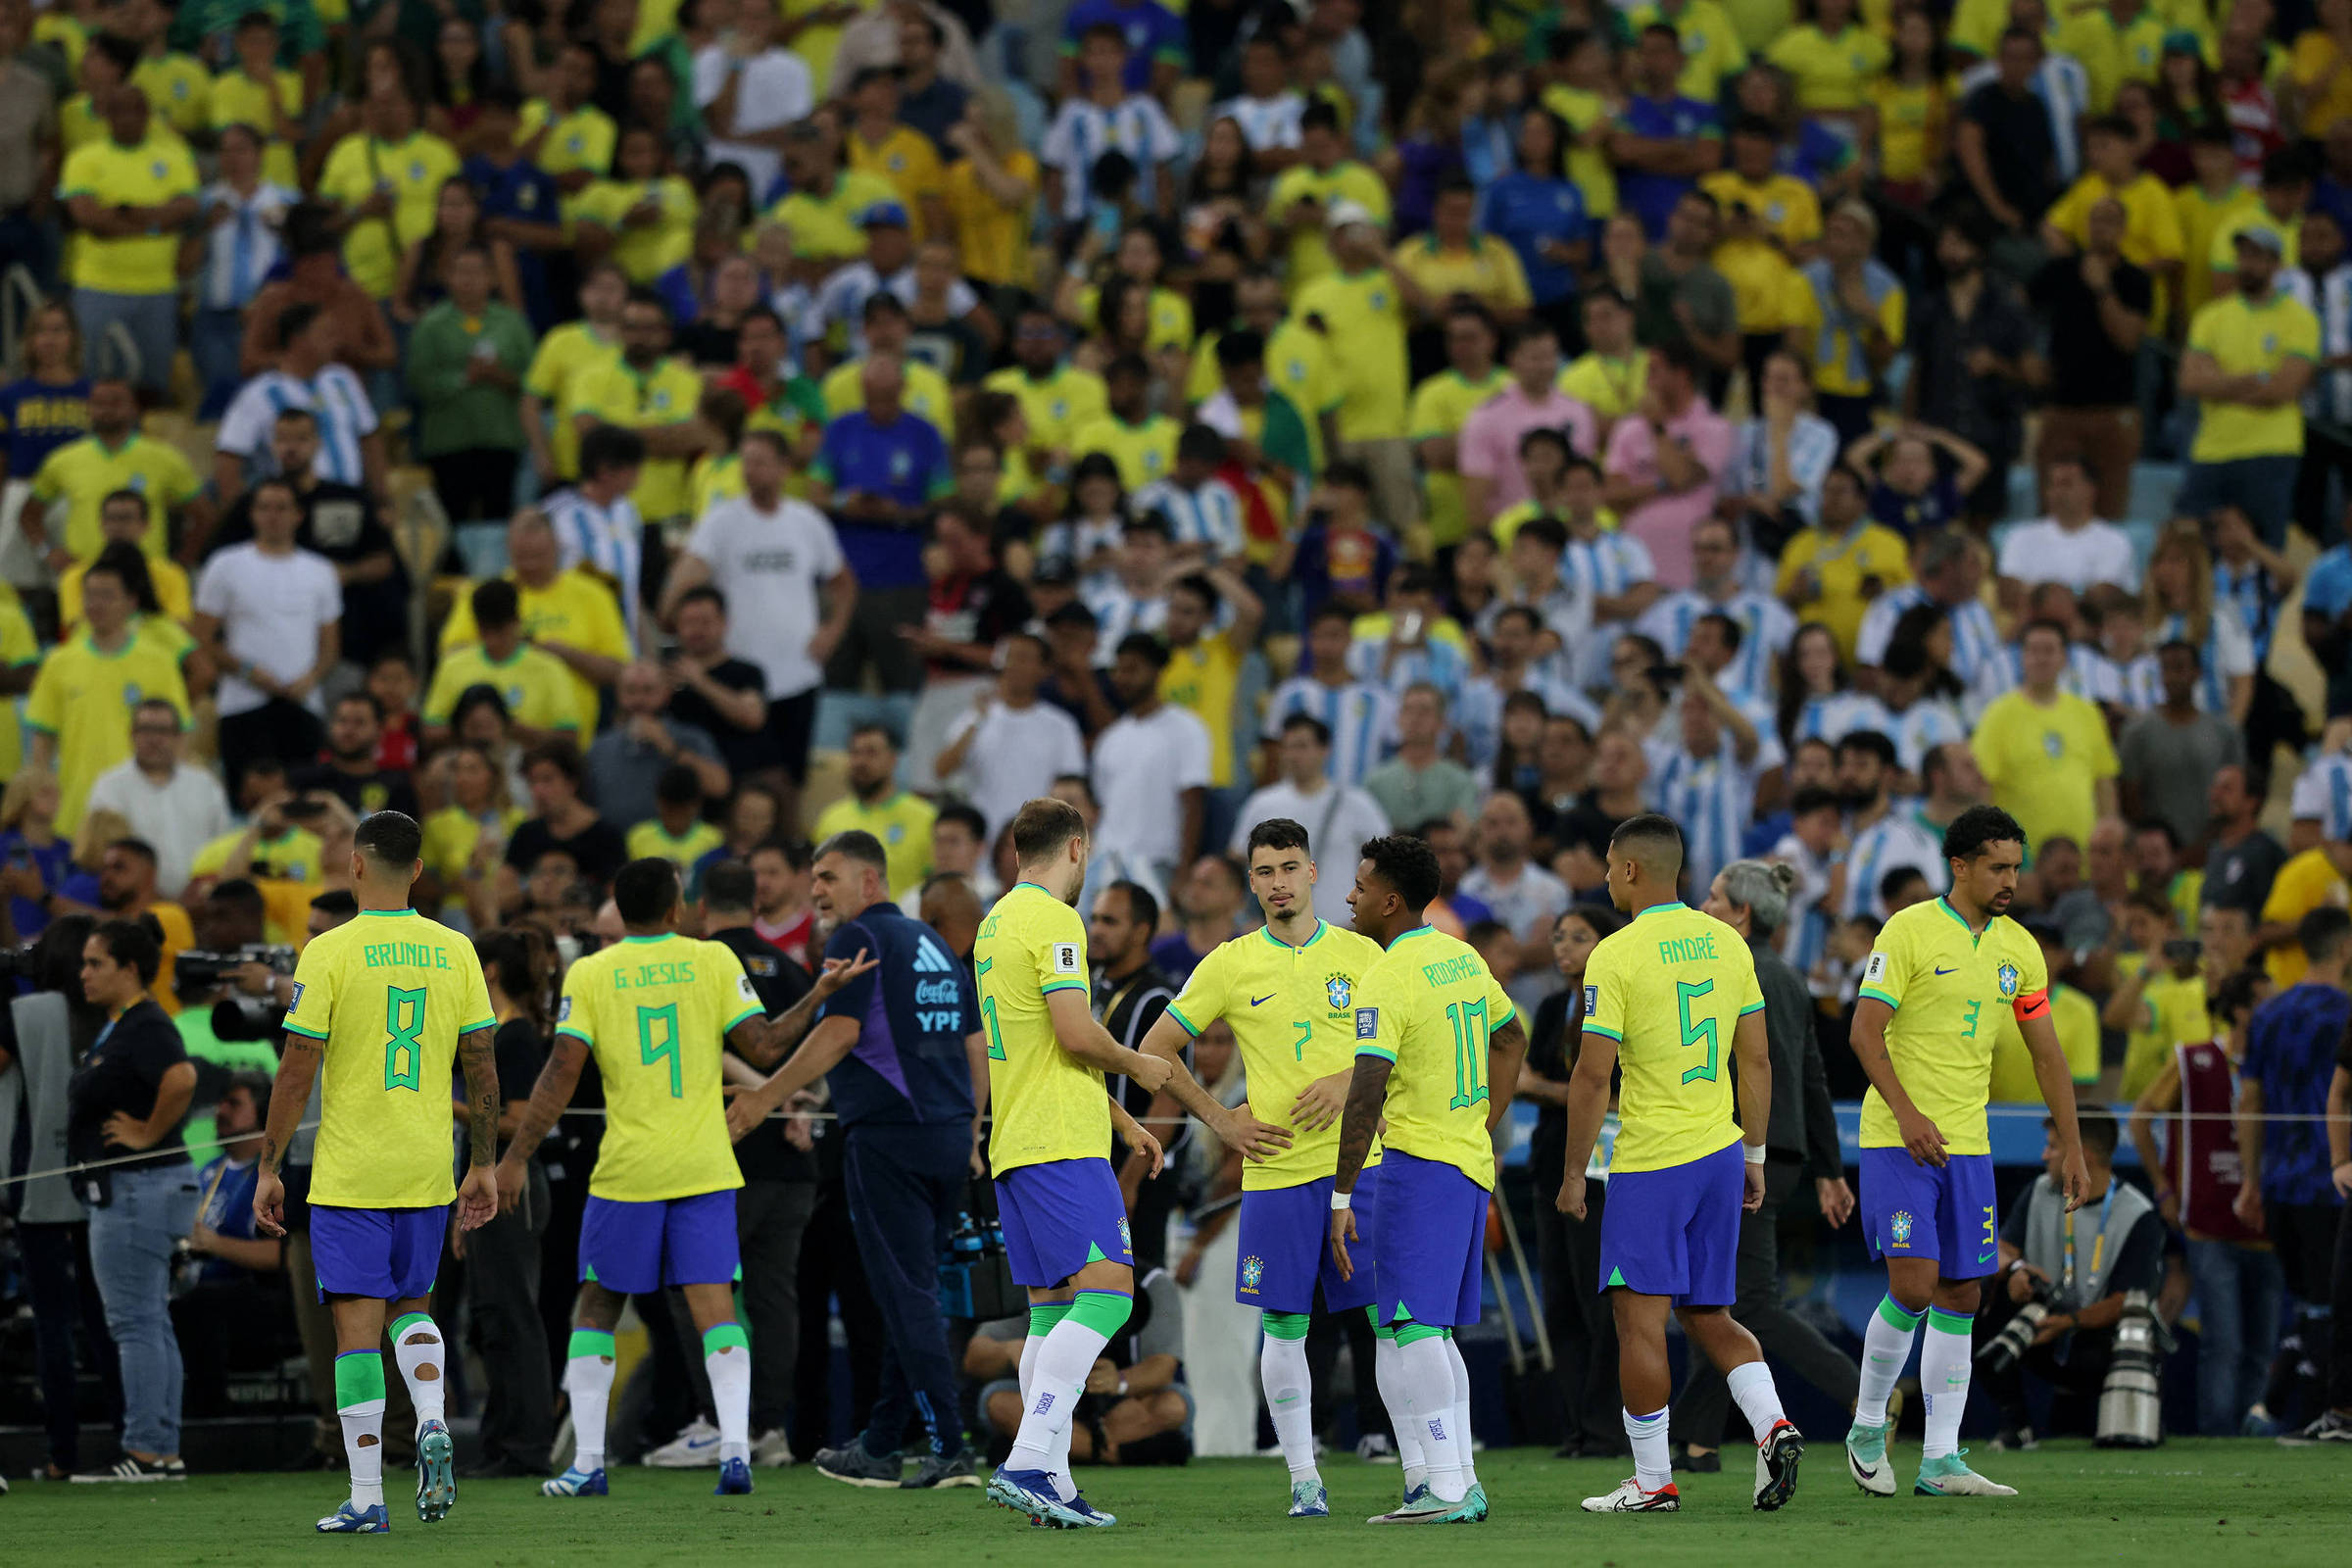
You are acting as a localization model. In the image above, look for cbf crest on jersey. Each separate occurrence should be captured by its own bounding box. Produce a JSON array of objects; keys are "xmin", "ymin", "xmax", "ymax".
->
[
  {"xmin": 1996, "ymin": 961, "xmax": 2021, "ymax": 999},
  {"xmin": 1325, "ymin": 974, "xmax": 1351, "ymax": 1011},
  {"xmin": 1890, "ymin": 1210, "xmax": 1914, "ymax": 1247}
]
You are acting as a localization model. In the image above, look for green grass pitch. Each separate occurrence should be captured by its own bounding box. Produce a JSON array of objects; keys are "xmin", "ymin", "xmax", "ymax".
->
[{"xmin": 4, "ymin": 1442, "xmax": 2342, "ymax": 1565}]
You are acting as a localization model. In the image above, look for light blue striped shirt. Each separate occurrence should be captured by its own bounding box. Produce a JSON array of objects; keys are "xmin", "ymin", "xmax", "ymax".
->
[
  {"xmin": 544, "ymin": 487, "xmax": 646, "ymax": 645},
  {"xmin": 1649, "ymin": 739, "xmax": 1762, "ymax": 902},
  {"xmin": 1454, "ymin": 671, "xmax": 1601, "ymax": 770},
  {"xmin": 2151, "ymin": 611, "xmax": 2255, "ymax": 714},
  {"xmin": 2212, "ymin": 559, "xmax": 2286, "ymax": 661},
  {"xmin": 1040, "ymin": 94, "xmax": 1183, "ymax": 221},
  {"xmin": 1882, "ymin": 695, "xmax": 1968, "ymax": 775},
  {"xmin": 1857, "ymin": 583, "xmax": 2011, "ymax": 701},
  {"xmin": 1214, "ymin": 93, "xmax": 1304, "ymax": 153},
  {"xmin": 215, "ymin": 366, "xmax": 378, "ymax": 489},
  {"xmin": 1345, "ymin": 634, "xmax": 1471, "ymax": 708},
  {"xmin": 1262, "ymin": 674, "xmax": 1397, "ymax": 788},
  {"xmin": 1791, "ymin": 690, "xmax": 1894, "ymax": 750},
  {"xmin": 197, "ymin": 180, "xmax": 298, "ymax": 311},
  {"xmin": 1561, "ymin": 528, "xmax": 1655, "ymax": 689},
  {"xmin": 1725, "ymin": 413, "xmax": 1840, "ymax": 525},
  {"xmin": 1636, "ymin": 589, "xmax": 1796, "ymax": 705},
  {"xmin": 1134, "ymin": 476, "xmax": 1246, "ymax": 561},
  {"xmin": 1842, "ymin": 806, "xmax": 1945, "ymax": 918},
  {"xmin": 2290, "ymin": 752, "xmax": 2352, "ymax": 841}
]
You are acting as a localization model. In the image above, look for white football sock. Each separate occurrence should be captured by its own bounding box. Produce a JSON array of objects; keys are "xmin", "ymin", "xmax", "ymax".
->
[
  {"xmin": 1920, "ymin": 1308, "xmax": 1974, "ymax": 1460},
  {"xmin": 1260, "ymin": 1330, "xmax": 1320, "ymax": 1483},
  {"xmin": 1727, "ymin": 1359, "xmax": 1788, "ymax": 1442},
  {"xmin": 389, "ymin": 1312, "xmax": 446, "ymax": 1431},
  {"xmin": 564, "ymin": 1331, "xmax": 617, "ymax": 1473},
  {"xmin": 1374, "ymin": 1332, "xmax": 1429, "ymax": 1491},
  {"xmin": 1398, "ymin": 1335, "xmax": 1465, "ymax": 1503},
  {"xmin": 1007, "ymin": 1317, "xmax": 1114, "ymax": 1483},
  {"xmin": 1443, "ymin": 1334, "xmax": 1478, "ymax": 1491},
  {"xmin": 704, "ymin": 1324, "xmax": 753, "ymax": 1465},
  {"xmin": 1856, "ymin": 1296, "xmax": 1921, "ymax": 1427},
  {"xmin": 1623, "ymin": 1406, "xmax": 1671, "ymax": 1493}
]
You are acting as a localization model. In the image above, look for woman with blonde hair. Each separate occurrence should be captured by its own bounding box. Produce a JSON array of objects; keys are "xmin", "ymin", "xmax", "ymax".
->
[
  {"xmin": 944, "ymin": 88, "xmax": 1042, "ymax": 316},
  {"xmin": 2145, "ymin": 522, "xmax": 2255, "ymax": 725},
  {"xmin": 0, "ymin": 769, "xmax": 73, "ymax": 943}
]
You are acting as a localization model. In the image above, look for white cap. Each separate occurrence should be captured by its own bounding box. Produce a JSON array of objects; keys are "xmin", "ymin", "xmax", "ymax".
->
[{"xmin": 1325, "ymin": 197, "xmax": 1382, "ymax": 235}]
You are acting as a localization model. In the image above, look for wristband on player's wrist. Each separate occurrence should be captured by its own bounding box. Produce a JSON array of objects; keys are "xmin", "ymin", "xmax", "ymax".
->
[
  {"xmin": 1743, "ymin": 1143, "xmax": 1766, "ymax": 1165},
  {"xmin": 1330, "ymin": 1190, "xmax": 1352, "ymax": 1210}
]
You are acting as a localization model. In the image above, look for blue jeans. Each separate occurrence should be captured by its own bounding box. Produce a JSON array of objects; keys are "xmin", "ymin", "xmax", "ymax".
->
[
  {"xmin": 2177, "ymin": 454, "xmax": 2302, "ymax": 548},
  {"xmin": 88, "ymin": 1160, "xmax": 201, "ymax": 1456},
  {"xmin": 2185, "ymin": 1235, "xmax": 2284, "ymax": 1436},
  {"xmin": 189, "ymin": 305, "xmax": 245, "ymax": 419},
  {"xmin": 73, "ymin": 288, "xmax": 180, "ymax": 394}
]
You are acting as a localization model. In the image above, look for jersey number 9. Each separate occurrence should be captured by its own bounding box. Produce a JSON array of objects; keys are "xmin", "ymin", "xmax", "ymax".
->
[{"xmin": 639, "ymin": 1003, "xmax": 682, "ymax": 1099}]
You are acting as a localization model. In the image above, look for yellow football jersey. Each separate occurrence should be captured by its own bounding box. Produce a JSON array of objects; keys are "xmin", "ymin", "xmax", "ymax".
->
[
  {"xmin": 557, "ymin": 933, "xmax": 762, "ymax": 1201},
  {"xmin": 975, "ymin": 881, "xmax": 1105, "ymax": 1174},
  {"xmin": 1858, "ymin": 897, "xmax": 2050, "ymax": 1156},
  {"xmin": 1167, "ymin": 921, "xmax": 1386, "ymax": 1191},
  {"xmin": 283, "ymin": 907, "xmax": 496, "ymax": 1208},
  {"xmin": 1351, "ymin": 925, "xmax": 1518, "ymax": 1191},
  {"xmin": 24, "ymin": 632, "xmax": 192, "ymax": 835},
  {"xmin": 1581, "ymin": 901, "xmax": 1764, "ymax": 1174}
]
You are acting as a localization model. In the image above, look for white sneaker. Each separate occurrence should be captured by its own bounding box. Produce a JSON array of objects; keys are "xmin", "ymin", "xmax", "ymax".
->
[
  {"xmin": 751, "ymin": 1429, "xmax": 796, "ymax": 1468},
  {"xmin": 642, "ymin": 1418, "xmax": 723, "ymax": 1469},
  {"xmin": 1580, "ymin": 1476, "xmax": 1680, "ymax": 1513},
  {"xmin": 1356, "ymin": 1434, "xmax": 1396, "ymax": 1464}
]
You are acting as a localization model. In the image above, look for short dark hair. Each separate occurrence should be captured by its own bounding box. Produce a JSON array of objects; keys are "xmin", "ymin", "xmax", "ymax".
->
[
  {"xmin": 815, "ymin": 829, "xmax": 890, "ymax": 880},
  {"xmin": 1943, "ymin": 804, "xmax": 2027, "ymax": 863},
  {"xmin": 208, "ymin": 878, "xmax": 267, "ymax": 923},
  {"xmin": 2068, "ymin": 1105, "xmax": 2122, "ymax": 1161},
  {"xmin": 936, "ymin": 802, "xmax": 987, "ymax": 842},
  {"xmin": 1837, "ymin": 729, "xmax": 1897, "ymax": 769},
  {"xmin": 1358, "ymin": 833, "xmax": 1442, "ymax": 909},
  {"xmin": 311, "ymin": 889, "xmax": 360, "ymax": 921},
  {"xmin": 2298, "ymin": 906, "xmax": 2352, "ymax": 966},
  {"xmin": 91, "ymin": 917, "xmax": 163, "ymax": 987},
  {"xmin": 1278, "ymin": 712, "xmax": 1332, "ymax": 748},
  {"xmin": 848, "ymin": 720, "xmax": 901, "ymax": 752},
  {"xmin": 1790, "ymin": 785, "xmax": 1841, "ymax": 817},
  {"xmin": 1115, "ymin": 631, "xmax": 1171, "ymax": 669},
  {"xmin": 1247, "ymin": 817, "xmax": 1312, "ymax": 858},
  {"xmin": 1609, "ymin": 812, "xmax": 1685, "ymax": 881},
  {"xmin": 1012, "ymin": 798, "xmax": 1088, "ymax": 864},
  {"xmin": 749, "ymin": 835, "xmax": 812, "ymax": 871},
  {"xmin": 579, "ymin": 422, "xmax": 647, "ymax": 478},
  {"xmin": 520, "ymin": 739, "xmax": 583, "ymax": 783},
  {"xmin": 353, "ymin": 809, "xmax": 422, "ymax": 872},
  {"xmin": 470, "ymin": 577, "xmax": 520, "ymax": 631},
  {"xmin": 703, "ymin": 859, "xmax": 756, "ymax": 914},
  {"xmin": 655, "ymin": 762, "xmax": 702, "ymax": 808},
  {"xmin": 675, "ymin": 584, "xmax": 726, "ymax": 617},
  {"xmin": 612, "ymin": 858, "xmax": 683, "ymax": 923},
  {"xmin": 1103, "ymin": 878, "xmax": 1159, "ymax": 932}
]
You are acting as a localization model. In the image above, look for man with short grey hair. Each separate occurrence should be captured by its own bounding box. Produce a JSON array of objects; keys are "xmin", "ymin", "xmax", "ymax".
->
[{"xmin": 1671, "ymin": 858, "xmax": 1859, "ymax": 1468}]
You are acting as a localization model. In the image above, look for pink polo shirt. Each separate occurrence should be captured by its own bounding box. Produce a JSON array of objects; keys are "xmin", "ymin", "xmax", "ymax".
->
[
  {"xmin": 1458, "ymin": 383, "xmax": 1599, "ymax": 521},
  {"xmin": 1603, "ymin": 398, "xmax": 1733, "ymax": 590}
]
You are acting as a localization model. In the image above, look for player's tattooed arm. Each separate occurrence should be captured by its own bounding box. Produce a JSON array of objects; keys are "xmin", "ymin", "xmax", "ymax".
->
[
  {"xmin": 457, "ymin": 1025, "xmax": 501, "ymax": 1169},
  {"xmin": 1483, "ymin": 1014, "xmax": 1528, "ymax": 1133},
  {"xmin": 1332, "ymin": 1054, "xmax": 1392, "ymax": 1196},
  {"xmin": 497, "ymin": 1029, "xmax": 590, "ymax": 1188}
]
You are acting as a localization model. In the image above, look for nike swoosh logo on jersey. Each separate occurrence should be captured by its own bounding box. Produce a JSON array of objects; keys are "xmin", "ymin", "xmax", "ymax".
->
[
  {"xmin": 1935, "ymin": 965, "xmax": 1957, "ymax": 976},
  {"xmin": 1250, "ymin": 995, "xmax": 1275, "ymax": 1006}
]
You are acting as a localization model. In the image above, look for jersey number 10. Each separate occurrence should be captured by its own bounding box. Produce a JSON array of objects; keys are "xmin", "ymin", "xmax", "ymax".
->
[{"xmin": 1445, "ymin": 999, "xmax": 1490, "ymax": 1111}]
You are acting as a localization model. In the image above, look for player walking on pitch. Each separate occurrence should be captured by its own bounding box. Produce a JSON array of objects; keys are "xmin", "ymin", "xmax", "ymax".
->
[
  {"xmin": 1132, "ymin": 817, "xmax": 1386, "ymax": 1518},
  {"xmin": 1845, "ymin": 806, "xmax": 2089, "ymax": 1498},
  {"xmin": 1557, "ymin": 814, "xmax": 1804, "ymax": 1515},
  {"xmin": 493, "ymin": 858, "xmax": 875, "ymax": 1501},
  {"xmin": 254, "ymin": 811, "xmax": 506, "ymax": 1534},
  {"xmin": 1331, "ymin": 833, "xmax": 1528, "ymax": 1526},
  {"xmin": 980, "ymin": 799, "xmax": 1289, "ymax": 1529}
]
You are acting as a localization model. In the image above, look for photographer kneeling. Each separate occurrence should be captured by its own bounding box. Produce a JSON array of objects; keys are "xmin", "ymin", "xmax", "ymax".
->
[{"xmin": 1976, "ymin": 1108, "xmax": 2166, "ymax": 1448}]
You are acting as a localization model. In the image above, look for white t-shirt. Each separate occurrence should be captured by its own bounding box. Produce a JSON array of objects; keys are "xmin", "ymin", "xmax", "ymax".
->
[
  {"xmin": 940, "ymin": 698, "xmax": 1089, "ymax": 846},
  {"xmin": 82, "ymin": 760, "xmax": 232, "ymax": 900},
  {"xmin": 193, "ymin": 543, "xmax": 343, "ymax": 717},
  {"xmin": 1996, "ymin": 517, "xmax": 2140, "ymax": 595},
  {"xmin": 1226, "ymin": 778, "xmax": 1393, "ymax": 926},
  {"xmin": 1092, "ymin": 704, "xmax": 1212, "ymax": 871},
  {"xmin": 681, "ymin": 494, "xmax": 846, "ymax": 699},
  {"xmin": 693, "ymin": 45, "xmax": 813, "ymax": 201}
]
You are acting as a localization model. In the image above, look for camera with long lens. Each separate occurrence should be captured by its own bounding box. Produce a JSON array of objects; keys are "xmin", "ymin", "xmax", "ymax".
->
[
  {"xmin": 0, "ymin": 941, "xmax": 38, "ymax": 983},
  {"xmin": 1977, "ymin": 1270, "xmax": 2059, "ymax": 1374},
  {"xmin": 175, "ymin": 945, "xmax": 299, "ymax": 1042},
  {"xmin": 2096, "ymin": 1290, "xmax": 2171, "ymax": 1448}
]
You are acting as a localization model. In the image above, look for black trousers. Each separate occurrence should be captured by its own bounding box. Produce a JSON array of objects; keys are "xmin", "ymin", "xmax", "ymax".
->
[
  {"xmin": 1673, "ymin": 1157, "xmax": 1860, "ymax": 1447},
  {"xmin": 1974, "ymin": 1285, "xmax": 2116, "ymax": 1434},
  {"xmin": 171, "ymin": 1274, "xmax": 294, "ymax": 1418},
  {"xmin": 738, "ymin": 1178, "xmax": 817, "ymax": 1433},
  {"xmin": 217, "ymin": 698, "xmax": 324, "ymax": 800},
  {"xmin": 1306, "ymin": 1291, "xmax": 1389, "ymax": 1443},
  {"xmin": 20, "ymin": 1220, "xmax": 122, "ymax": 1473},
  {"xmin": 468, "ymin": 1159, "xmax": 552, "ymax": 1470},
  {"xmin": 1534, "ymin": 1174, "xmax": 1622, "ymax": 1450},
  {"xmin": 821, "ymin": 583, "xmax": 928, "ymax": 694},
  {"xmin": 791, "ymin": 1173, "xmax": 885, "ymax": 1457},
  {"xmin": 845, "ymin": 1123, "xmax": 971, "ymax": 1457},
  {"xmin": 428, "ymin": 448, "xmax": 522, "ymax": 526},
  {"xmin": 2270, "ymin": 1199, "xmax": 2347, "ymax": 1415}
]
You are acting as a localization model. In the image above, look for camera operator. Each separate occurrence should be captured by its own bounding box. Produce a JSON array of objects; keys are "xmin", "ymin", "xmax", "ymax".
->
[
  {"xmin": 1976, "ymin": 1108, "xmax": 2166, "ymax": 1448},
  {"xmin": 68, "ymin": 917, "xmax": 199, "ymax": 1481},
  {"xmin": 0, "ymin": 914, "xmax": 117, "ymax": 1482},
  {"xmin": 171, "ymin": 1071, "xmax": 291, "ymax": 1418},
  {"xmin": 171, "ymin": 879, "xmax": 295, "ymax": 1159}
]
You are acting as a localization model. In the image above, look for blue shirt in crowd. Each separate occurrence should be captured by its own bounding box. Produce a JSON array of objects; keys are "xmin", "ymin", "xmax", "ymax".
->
[
  {"xmin": 1616, "ymin": 92, "xmax": 1720, "ymax": 238},
  {"xmin": 0, "ymin": 375, "xmax": 92, "ymax": 479},
  {"xmin": 812, "ymin": 409, "xmax": 954, "ymax": 588}
]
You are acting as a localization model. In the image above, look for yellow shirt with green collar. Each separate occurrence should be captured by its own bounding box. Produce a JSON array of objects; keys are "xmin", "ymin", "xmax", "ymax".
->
[
  {"xmin": 766, "ymin": 170, "xmax": 903, "ymax": 263},
  {"xmin": 1186, "ymin": 318, "xmax": 1344, "ymax": 470},
  {"xmin": 1075, "ymin": 284, "xmax": 1195, "ymax": 355},
  {"xmin": 1699, "ymin": 171, "xmax": 1820, "ymax": 333},
  {"xmin": 1763, "ymin": 24, "xmax": 1890, "ymax": 112},
  {"xmin": 1625, "ymin": 0, "xmax": 1750, "ymax": 100},
  {"xmin": 1775, "ymin": 518, "xmax": 1914, "ymax": 658},
  {"xmin": 820, "ymin": 357, "xmax": 955, "ymax": 430},
  {"xmin": 0, "ymin": 585, "xmax": 40, "ymax": 779},
  {"xmin": 25, "ymin": 628, "xmax": 193, "ymax": 834},
  {"xmin": 1292, "ymin": 268, "xmax": 1409, "ymax": 441},
  {"xmin": 1557, "ymin": 351, "xmax": 1650, "ymax": 424},
  {"xmin": 420, "ymin": 642, "xmax": 582, "ymax": 736},
  {"xmin": 2044, "ymin": 170, "xmax": 2185, "ymax": 272},
  {"xmin": 1351, "ymin": 923, "xmax": 1519, "ymax": 1190},
  {"xmin": 210, "ymin": 67, "xmax": 306, "ymax": 188},
  {"xmin": 973, "ymin": 880, "xmax": 1104, "ymax": 1174},
  {"xmin": 524, "ymin": 320, "xmax": 624, "ymax": 482},
  {"xmin": 1408, "ymin": 367, "xmax": 1507, "ymax": 549},
  {"xmin": 2185, "ymin": 286, "xmax": 2321, "ymax": 462},
  {"xmin": 438, "ymin": 566, "xmax": 631, "ymax": 727},
  {"xmin": 1857, "ymin": 896, "xmax": 2050, "ymax": 1156},
  {"xmin": 564, "ymin": 354, "xmax": 710, "ymax": 522},
  {"xmin": 1393, "ymin": 233, "xmax": 1532, "ymax": 317},
  {"xmin": 132, "ymin": 52, "xmax": 213, "ymax": 138},
  {"xmin": 983, "ymin": 363, "xmax": 1109, "ymax": 457},
  {"xmin": 846, "ymin": 123, "xmax": 947, "ymax": 240},
  {"xmin": 1157, "ymin": 628, "xmax": 1248, "ymax": 787},
  {"xmin": 28, "ymin": 432, "xmax": 201, "ymax": 560},
  {"xmin": 812, "ymin": 790, "xmax": 938, "ymax": 901},
  {"xmin": 1067, "ymin": 412, "xmax": 1180, "ymax": 491},
  {"xmin": 1265, "ymin": 160, "xmax": 1391, "ymax": 293},
  {"xmin": 519, "ymin": 98, "xmax": 617, "ymax": 207},
  {"xmin": 1539, "ymin": 83, "xmax": 1619, "ymax": 220},
  {"xmin": 2060, "ymin": 8, "xmax": 2178, "ymax": 111},
  {"xmin": 573, "ymin": 175, "xmax": 700, "ymax": 284},
  {"xmin": 2173, "ymin": 181, "xmax": 2258, "ymax": 324},
  {"xmin": 627, "ymin": 817, "xmax": 725, "ymax": 870},
  {"xmin": 316, "ymin": 128, "xmax": 464, "ymax": 298},
  {"xmin": 57, "ymin": 132, "xmax": 200, "ymax": 296}
]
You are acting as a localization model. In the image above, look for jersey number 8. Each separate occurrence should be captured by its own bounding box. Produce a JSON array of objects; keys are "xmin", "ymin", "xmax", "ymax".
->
[{"xmin": 383, "ymin": 986, "xmax": 427, "ymax": 1092}]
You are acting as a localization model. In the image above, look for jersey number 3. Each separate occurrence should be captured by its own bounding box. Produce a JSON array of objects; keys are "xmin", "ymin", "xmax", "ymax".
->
[{"xmin": 383, "ymin": 987, "xmax": 427, "ymax": 1091}]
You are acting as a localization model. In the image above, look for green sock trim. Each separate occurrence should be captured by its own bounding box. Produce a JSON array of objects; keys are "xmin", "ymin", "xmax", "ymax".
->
[
  {"xmin": 1028, "ymin": 1302, "xmax": 1072, "ymax": 1337},
  {"xmin": 1925, "ymin": 1306, "xmax": 1973, "ymax": 1335},
  {"xmin": 1261, "ymin": 1310, "xmax": 1311, "ymax": 1340},
  {"xmin": 389, "ymin": 1312, "xmax": 434, "ymax": 1341},
  {"xmin": 333, "ymin": 1351, "xmax": 385, "ymax": 1406},
  {"xmin": 703, "ymin": 1322, "xmax": 750, "ymax": 1355},
  {"xmin": 1877, "ymin": 1296, "xmax": 1923, "ymax": 1332},
  {"xmin": 1393, "ymin": 1321, "xmax": 1446, "ymax": 1348},
  {"xmin": 567, "ymin": 1328, "xmax": 616, "ymax": 1360},
  {"xmin": 1065, "ymin": 1290, "xmax": 1133, "ymax": 1337}
]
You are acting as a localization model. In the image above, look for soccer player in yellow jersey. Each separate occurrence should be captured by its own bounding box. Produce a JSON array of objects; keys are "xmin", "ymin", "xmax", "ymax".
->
[
  {"xmin": 1555, "ymin": 814, "xmax": 1799, "ymax": 1515},
  {"xmin": 252, "ymin": 811, "xmax": 505, "ymax": 1533},
  {"xmin": 1134, "ymin": 818, "xmax": 1377, "ymax": 1517},
  {"xmin": 494, "ymin": 858, "xmax": 872, "ymax": 1501},
  {"xmin": 979, "ymin": 799, "xmax": 1279, "ymax": 1529},
  {"xmin": 1845, "ymin": 806, "xmax": 2089, "ymax": 1499},
  {"xmin": 1332, "ymin": 834, "xmax": 1528, "ymax": 1525}
]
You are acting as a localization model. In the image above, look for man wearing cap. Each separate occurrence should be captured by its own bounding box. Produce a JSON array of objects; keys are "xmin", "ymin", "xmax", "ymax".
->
[
  {"xmin": 1295, "ymin": 198, "xmax": 1420, "ymax": 535},
  {"xmin": 801, "ymin": 201, "xmax": 980, "ymax": 366},
  {"xmin": 2179, "ymin": 202, "xmax": 2320, "ymax": 549}
]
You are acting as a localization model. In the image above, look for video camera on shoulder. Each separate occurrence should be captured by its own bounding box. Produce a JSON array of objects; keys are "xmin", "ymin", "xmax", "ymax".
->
[{"xmin": 175, "ymin": 945, "xmax": 299, "ymax": 1042}]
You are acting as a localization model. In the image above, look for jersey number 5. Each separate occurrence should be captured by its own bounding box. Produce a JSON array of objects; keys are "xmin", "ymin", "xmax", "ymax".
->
[
  {"xmin": 1677, "ymin": 979, "xmax": 1718, "ymax": 1085},
  {"xmin": 383, "ymin": 987, "xmax": 427, "ymax": 1091},
  {"xmin": 1445, "ymin": 999, "xmax": 1490, "ymax": 1111},
  {"xmin": 976, "ymin": 956, "xmax": 1006, "ymax": 1060},
  {"xmin": 639, "ymin": 1003, "xmax": 682, "ymax": 1099}
]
